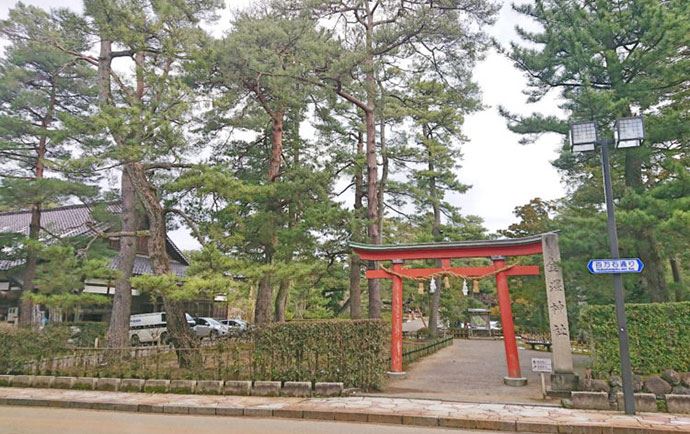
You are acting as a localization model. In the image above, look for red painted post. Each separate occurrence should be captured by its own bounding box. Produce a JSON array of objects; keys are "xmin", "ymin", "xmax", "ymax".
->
[
  {"xmin": 493, "ymin": 256, "xmax": 525, "ymax": 385},
  {"xmin": 390, "ymin": 260, "xmax": 404, "ymax": 374}
]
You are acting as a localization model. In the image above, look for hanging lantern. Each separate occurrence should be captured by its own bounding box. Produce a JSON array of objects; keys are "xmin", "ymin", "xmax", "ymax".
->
[
  {"xmin": 417, "ymin": 281, "xmax": 425, "ymax": 294},
  {"xmin": 443, "ymin": 276, "xmax": 450, "ymax": 289},
  {"xmin": 472, "ymin": 279, "xmax": 480, "ymax": 294}
]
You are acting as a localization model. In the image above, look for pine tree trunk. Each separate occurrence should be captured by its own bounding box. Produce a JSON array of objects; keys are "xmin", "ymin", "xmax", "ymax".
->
[
  {"xmin": 426, "ymin": 133, "xmax": 442, "ymax": 337},
  {"xmin": 274, "ymin": 279, "xmax": 289, "ymax": 322},
  {"xmin": 19, "ymin": 82, "xmax": 53, "ymax": 327},
  {"xmin": 255, "ymin": 112, "xmax": 284, "ymax": 325},
  {"xmin": 18, "ymin": 204, "xmax": 40, "ymax": 327},
  {"xmin": 671, "ymin": 257, "xmax": 683, "ymax": 301},
  {"xmin": 377, "ymin": 120, "xmax": 387, "ymax": 243},
  {"xmin": 255, "ymin": 274, "xmax": 273, "ymax": 325},
  {"xmin": 259, "ymin": 114, "xmax": 283, "ymax": 320},
  {"xmin": 127, "ymin": 163, "xmax": 199, "ymax": 367},
  {"xmin": 636, "ymin": 228, "xmax": 667, "ymax": 302},
  {"xmin": 106, "ymin": 170, "xmax": 138, "ymax": 348},
  {"xmin": 365, "ymin": 108, "xmax": 380, "ymax": 319},
  {"xmin": 349, "ymin": 131, "xmax": 365, "ymax": 319},
  {"xmin": 623, "ymin": 151, "xmax": 668, "ymax": 302},
  {"xmin": 98, "ymin": 38, "xmax": 138, "ymax": 348},
  {"xmin": 364, "ymin": 10, "xmax": 381, "ymax": 319}
]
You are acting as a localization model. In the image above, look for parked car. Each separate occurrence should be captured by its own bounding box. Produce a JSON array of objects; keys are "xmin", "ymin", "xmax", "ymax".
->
[
  {"xmin": 129, "ymin": 312, "xmax": 169, "ymax": 346},
  {"xmin": 219, "ymin": 319, "xmax": 249, "ymax": 336},
  {"xmin": 129, "ymin": 312, "xmax": 196, "ymax": 346},
  {"xmin": 220, "ymin": 318, "xmax": 247, "ymax": 330},
  {"xmin": 191, "ymin": 317, "xmax": 228, "ymax": 340}
]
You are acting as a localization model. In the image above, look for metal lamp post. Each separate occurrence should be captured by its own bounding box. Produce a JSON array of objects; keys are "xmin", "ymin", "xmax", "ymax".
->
[{"xmin": 569, "ymin": 116, "xmax": 645, "ymax": 416}]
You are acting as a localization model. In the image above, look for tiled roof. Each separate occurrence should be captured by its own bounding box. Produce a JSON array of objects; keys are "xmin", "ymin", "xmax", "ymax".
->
[
  {"xmin": 0, "ymin": 203, "xmax": 189, "ymax": 275},
  {"xmin": 0, "ymin": 203, "xmax": 116, "ymax": 239},
  {"xmin": 109, "ymin": 255, "xmax": 187, "ymax": 277}
]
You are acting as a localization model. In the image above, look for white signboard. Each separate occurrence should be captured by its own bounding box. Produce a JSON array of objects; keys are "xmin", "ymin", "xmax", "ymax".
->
[
  {"xmin": 587, "ymin": 258, "xmax": 644, "ymax": 274},
  {"xmin": 531, "ymin": 357, "xmax": 552, "ymax": 373}
]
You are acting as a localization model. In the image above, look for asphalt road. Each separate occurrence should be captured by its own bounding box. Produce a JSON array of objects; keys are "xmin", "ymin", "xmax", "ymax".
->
[{"xmin": 0, "ymin": 406, "xmax": 527, "ymax": 434}]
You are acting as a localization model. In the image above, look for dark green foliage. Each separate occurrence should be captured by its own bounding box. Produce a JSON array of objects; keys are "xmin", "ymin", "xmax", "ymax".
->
[
  {"xmin": 581, "ymin": 302, "xmax": 690, "ymax": 375},
  {"xmin": 505, "ymin": 0, "xmax": 690, "ymax": 303},
  {"xmin": 253, "ymin": 319, "xmax": 387, "ymax": 389},
  {"xmin": 69, "ymin": 322, "xmax": 107, "ymax": 348},
  {"xmin": 0, "ymin": 326, "xmax": 70, "ymax": 374}
]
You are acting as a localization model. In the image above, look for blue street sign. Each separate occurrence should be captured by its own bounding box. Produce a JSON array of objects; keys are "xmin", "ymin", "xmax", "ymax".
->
[{"xmin": 587, "ymin": 258, "xmax": 644, "ymax": 274}]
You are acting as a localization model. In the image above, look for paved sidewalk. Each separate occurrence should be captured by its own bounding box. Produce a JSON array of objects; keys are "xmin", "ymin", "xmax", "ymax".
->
[{"xmin": 1, "ymin": 387, "xmax": 689, "ymax": 433}]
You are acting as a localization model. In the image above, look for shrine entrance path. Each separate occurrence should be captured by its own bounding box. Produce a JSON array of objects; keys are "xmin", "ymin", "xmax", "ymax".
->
[{"xmin": 374, "ymin": 339, "xmax": 590, "ymax": 405}]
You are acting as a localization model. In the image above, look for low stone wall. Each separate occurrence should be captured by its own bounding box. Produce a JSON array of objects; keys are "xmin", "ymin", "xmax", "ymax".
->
[
  {"xmin": 571, "ymin": 368, "xmax": 690, "ymax": 413},
  {"xmin": 0, "ymin": 374, "xmax": 343, "ymax": 398},
  {"xmin": 569, "ymin": 391, "xmax": 690, "ymax": 414}
]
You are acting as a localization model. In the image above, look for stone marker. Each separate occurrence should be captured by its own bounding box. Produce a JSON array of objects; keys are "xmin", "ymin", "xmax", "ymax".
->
[
  {"xmin": 541, "ymin": 233, "xmax": 578, "ymax": 392},
  {"xmin": 282, "ymin": 381, "xmax": 312, "ymax": 397},
  {"xmin": 223, "ymin": 380, "xmax": 251, "ymax": 396},
  {"xmin": 252, "ymin": 381, "xmax": 281, "ymax": 396},
  {"xmin": 195, "ymin": 380, "xmax": 223, "ymax": 395},
  {"xmin": 571, "ymin": 391, "xmax": 610, "ymax": 410},
  {"xmin": 667, "ymin": 394, "xmax": 690, "ymax": 414},
  {"xmin": 314, "ymin": 382, "xmax": 344, "ymax": 397},
  {"xmin": 616, "ymin": 393, "xmax": 657, "ymax": 413}
]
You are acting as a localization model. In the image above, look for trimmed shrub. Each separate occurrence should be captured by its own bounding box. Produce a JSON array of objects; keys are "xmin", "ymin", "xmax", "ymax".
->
[
  {"xmin": 581, "ymin": 302, "xmax": 690, "ymax": 375},
  {"xmin": 252, "ymin": 319, "xmax": 387, "ymax": 390},
  {"xmin": 69, "ymin": 322, "xmax": 107, "ymax": 347},
  {"xmin": 0, "ymin": 326, "xmax": 71, "ymax": 374}
]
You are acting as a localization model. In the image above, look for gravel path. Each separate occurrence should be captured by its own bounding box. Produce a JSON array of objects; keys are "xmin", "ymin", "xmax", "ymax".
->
[{"xmin": 379, "ymin": 339, "xmax": 589, "ymax": 405}]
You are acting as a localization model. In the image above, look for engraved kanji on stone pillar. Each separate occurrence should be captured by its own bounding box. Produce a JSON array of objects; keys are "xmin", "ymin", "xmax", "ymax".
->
[{"xmin": 542, "ymin": 233, "xmax": 575, "ymax": 383}]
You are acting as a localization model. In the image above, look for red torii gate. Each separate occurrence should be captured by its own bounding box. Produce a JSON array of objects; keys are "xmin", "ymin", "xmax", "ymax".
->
[{"xmin": 351, "ymin": 233, "xmax": 576, "ymax": 388}]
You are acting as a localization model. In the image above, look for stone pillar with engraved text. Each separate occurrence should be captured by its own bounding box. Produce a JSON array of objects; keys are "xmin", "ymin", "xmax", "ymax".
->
[{"xmin": 542, "ymin": 233, "xmax": 578, "ymax": 393}]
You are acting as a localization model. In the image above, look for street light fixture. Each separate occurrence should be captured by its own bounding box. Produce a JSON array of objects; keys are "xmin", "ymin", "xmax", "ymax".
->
[
  {"xmin": 569, "ymin": 116, "xmax": 644, "ymax": 416},
  {"xmin": 569, "ymin": 121, "xmax": 598, "ymax": 152},
  {"xmin": 615, "ymin": 116, "xmax": 645, "ymax": 149}
]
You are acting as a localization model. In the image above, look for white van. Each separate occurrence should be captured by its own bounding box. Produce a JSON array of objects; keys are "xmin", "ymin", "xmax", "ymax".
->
[
  {"xmin": 129, "ymin": 312, "xmax": 201, "ymax": 346},
  {"xmin": 129, "ymin": 312, "xmax": 169, "ymax": 346}
]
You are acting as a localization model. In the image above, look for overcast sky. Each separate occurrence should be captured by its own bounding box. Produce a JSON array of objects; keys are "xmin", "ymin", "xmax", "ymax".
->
[{"xmin": 1, "ymin": 0, "xmax": 566, "ymax": 250}]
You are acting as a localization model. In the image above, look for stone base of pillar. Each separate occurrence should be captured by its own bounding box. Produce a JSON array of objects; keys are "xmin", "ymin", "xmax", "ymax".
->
[
  {"xmin": 503, "ymin": 376, "xmax": 528, "ymax": 387},
  {"xmin": 550, "ymin": 372, "xmax": 579, "ymax": 393},
  {"xmin": 386, "ymin": 371, "xmax": 407, "ymax": 379}
]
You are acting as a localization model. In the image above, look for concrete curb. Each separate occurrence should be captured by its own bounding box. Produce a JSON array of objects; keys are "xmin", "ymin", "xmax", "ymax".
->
[
  {"xmin": 0, "ymin": 392, "xmax": 683, "ymax": 434},
  {"xmin": 0, "ymin": 375, "xmax": 342, "ymax": 397}
]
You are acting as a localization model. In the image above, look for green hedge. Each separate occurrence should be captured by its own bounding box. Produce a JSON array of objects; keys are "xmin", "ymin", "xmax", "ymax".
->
[
  {"xmin": 581, "ymin": 301, "xmax": 690, "ymax": 375},
  {"xmin": 0, "ymin": 326, "xmax": 71, "ymax": 374},
  {"xmin": 253, "ymin": 319, "xmax": 387, "ymax": 390}
]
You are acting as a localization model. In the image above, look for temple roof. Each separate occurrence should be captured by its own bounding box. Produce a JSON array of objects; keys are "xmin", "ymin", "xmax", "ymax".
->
[{"xmin": 0, "ymin": 203, "xmax": 189, "ymax": 274}]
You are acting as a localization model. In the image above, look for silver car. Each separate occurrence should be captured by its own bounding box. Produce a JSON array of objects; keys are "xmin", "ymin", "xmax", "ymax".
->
[{"xmin": 192, "ymin": 317, "xmax": 228, "ymax": 340}]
